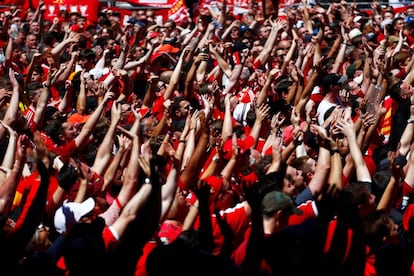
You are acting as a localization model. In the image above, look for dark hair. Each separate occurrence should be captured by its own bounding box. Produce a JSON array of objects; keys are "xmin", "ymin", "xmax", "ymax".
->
[
  {"xmin": 41, "ymin": 32, "xmax": 55, "ymax": 47},
  {"xmin": 257, "ymin": 171, "xmax": 285, "ymax": 198},
  {"xmin": 274, "ymin": 77, "xmax": 293, "ymax": 95},
  {"xmin": 45, "ymin": 116, "xmax": 67, "ymax": 145},
  {"xmin": 57, "ymin": 162, "xmax": 79, "ymax": 191},
  {"xmin": 79, "ymin": 48, "xmax": 95, "ymax": 61},
  {"xmin": 0, "ymin": 77, "xmax": 12, "ymax": 90},
  {"xmin": 199, "ymin": 83, "xmax": 213, "ymax": 95},
  {"xmin": 343, "ymin": 182, "xmax": 370, "ymax": 210},
  {"xmin": 363, "ymin": 210, "xmax": 391, "ymax": 253},
  {"xmin": 245, "ymin": 109, "xmax": 256, "ymax": 128},
  {"xmin": 26, "ymin": 81, "xmax": 43, "ymax": 98},
  {"xmin": 172, "ymin": 96, "xmax": 187, "ymax": 114}
]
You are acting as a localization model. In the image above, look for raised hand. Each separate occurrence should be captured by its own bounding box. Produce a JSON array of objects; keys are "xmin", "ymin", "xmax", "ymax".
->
[
  {"xmin": 255, "ymin": 103, "xmax": 270, "ymax": 122},
  {"xmin": 335, "ymin": 117, "xmax": 356, "ymax": 139},
  {"xmin": 111, "ymin": 101, "xmax": 122, "ymax": 124},
  {"xmin": 8, "ymin": 68, "xmax": 19, "ymax": 90},
  {"xmin": 117, "ymin": 134, "xmax": 132, "ymax": 151},
  {"xmin": 138, "ymin": 155, "xmax": 151, "ymax": 178},
  {"xmin": 16, "ymin": 134, "xmax": 30, "ymax": 160},
  {"xmin": 271, "ymin": 112, "xmax": 285, "ymax": 133}
]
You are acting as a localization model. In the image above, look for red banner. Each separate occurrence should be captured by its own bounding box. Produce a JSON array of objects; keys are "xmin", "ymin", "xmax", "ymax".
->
[
  {"xmin": 123, "ymin": 0, "xmax": 175, "ymax": 9},
  {"xmin": 43, "ymin": 0, "xmax": 99, "ymax": 22},
  {"xmin": 168, "ymin": 0, "xmax": 189, "ymax": 26}
]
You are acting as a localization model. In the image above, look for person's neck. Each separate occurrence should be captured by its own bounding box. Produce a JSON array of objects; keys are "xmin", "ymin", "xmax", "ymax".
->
[{"xmin": 324, "ymin": 92, "xmax": 339, "ymax": 103}]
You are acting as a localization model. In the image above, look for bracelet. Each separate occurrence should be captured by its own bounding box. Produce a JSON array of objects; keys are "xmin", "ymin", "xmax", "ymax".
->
[
  {"xmin": 179, "ymin": 140, "xmax": 186, "ymax": 143},
  {"xmin": 212, "ymin": 156, "xmax": 220, "ymax": 162},
  {"xmin": 329, "ymin": 148, "xmax": 340, "ymax": 155},
  {"xmin": 407, "ymin": 118, "xmax": 414, "ymax": 124}
]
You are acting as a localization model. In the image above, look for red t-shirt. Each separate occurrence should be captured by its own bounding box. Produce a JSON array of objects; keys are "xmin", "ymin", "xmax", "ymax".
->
[
  {"xmin": 51, "ymin": 140, "xmax": 78, "ymax": 162},
  {"xmin": 10, "ymin": 172, "xmax": 60, "ymax": 231}
]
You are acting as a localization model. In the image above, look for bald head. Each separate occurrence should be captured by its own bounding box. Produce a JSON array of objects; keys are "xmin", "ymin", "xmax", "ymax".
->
[{"xmin": 160, "ymin": 70, "xmax": 173, "ymax": 84}]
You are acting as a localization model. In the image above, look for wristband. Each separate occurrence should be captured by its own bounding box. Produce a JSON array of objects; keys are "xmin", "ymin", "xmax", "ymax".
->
[
  {"xmin": 329, "ymin": 148, "xmax": 340, "ymax": 155},
  {"xmin": 407, "ymin": 118, "xmax": 414, "ymax": 124}
]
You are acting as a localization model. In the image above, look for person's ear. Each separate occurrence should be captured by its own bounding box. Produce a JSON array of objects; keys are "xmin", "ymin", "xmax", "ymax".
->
[{"xmin": 58, "ymin": 132, "xmax": 65, "ymax": 142}]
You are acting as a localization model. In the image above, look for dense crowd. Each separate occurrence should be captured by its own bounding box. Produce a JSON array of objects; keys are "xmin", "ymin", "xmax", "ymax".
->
[{"xmin": 1, "ymin": 0, "xmax": 414, "ymax": 275}]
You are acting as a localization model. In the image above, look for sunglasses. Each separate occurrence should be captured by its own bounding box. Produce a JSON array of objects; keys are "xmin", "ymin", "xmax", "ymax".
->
[{"xmin": 157, "ymin": 84, "xmax": 166, "ymax": 91}]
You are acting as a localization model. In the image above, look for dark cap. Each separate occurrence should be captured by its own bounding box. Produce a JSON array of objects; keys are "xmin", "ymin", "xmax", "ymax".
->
[
  {"xmin": 405, "ymin": 16, "xmax": 414, "ymax": 24},
  {"xmin": 239, "ymin": 23, "xmax": 253, "ymax": 34},
  {"xmin": 321, "ymin": 73, "xmax": 347, "ymax": 89},
  {"xmin": 262, "ymin": 191, "xmax": 303, "ymax": 215}
]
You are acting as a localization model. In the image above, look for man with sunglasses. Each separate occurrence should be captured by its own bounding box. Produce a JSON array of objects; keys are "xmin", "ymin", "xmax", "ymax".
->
[{"xmin": 172, "ymin": 96, "xmax": 194, "ymax": 131}]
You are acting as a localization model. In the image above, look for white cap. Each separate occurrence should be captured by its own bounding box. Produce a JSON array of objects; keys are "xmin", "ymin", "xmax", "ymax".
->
[
  {"xmin": 353, "ymin": 15, "xmax": 362, "ymax": 23},
  {"xmin": 349, "ymin": 28, "xmax": 362, "ymax": 40},
  {"xmin": 54, "ymin": 197, "xmax": 95, "ymax": 234}
]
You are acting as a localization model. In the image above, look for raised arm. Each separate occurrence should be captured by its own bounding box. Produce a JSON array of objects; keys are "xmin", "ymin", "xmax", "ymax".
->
[
  {"xmin": 0, "ymin": 121, "xmax": 17, "ymax": 184},
  {"xmin": 0, "ymin": 69, "xmax": 20, "ymax": 143},
  {"xmin": 221, "ymin": 94, "xmax": 233, "ymax": 142},
  {"xmin": 208, "ymin": 43, "xmax": 232, "ymax": 78},
  {"xmin": 159, "ymin": 160, "xmax": 179, "ymax": 222},
  {"xmin": 32, "ymin": 73, "xmax": 52, "ymax": 130},
  {"xmin": 254, "ymin": 18, "xmax": 285, "ymax": 69},
  {"xmin": 50, "ymin": 32, "xmax": 80, "ymax": 57},
  {"xmin": 336, "ymin": 116, "xmax": 371, "ymax": 182},
  {"xmin": 102, "ymin": 135, "xmax": 131, "ymax": 193},
  {"xmin": 184, "ymin": 51, "xmax": 209, "ymax": 98},
  {"xmin": 92, "ymin": 101, "xmax": 121, "ymax": 176},
  {"xmin": 181, "ymin": 110, "xmax": 199, "ymax": 170},
  {"xmin": 163, "ymin": 47, "xmax": 188, "ymax": 100},
  {"xmin": 249, "ymin": 104, "xmax": 270, "ymax": 149},
  {"xmin": 179, "ymin": 112, "xmax": 210, "ymax": 191},
  {"xmin": 0, "ymin": 135, "xmax": 28, "ymax": 215},
  {"xmin": 74, "ymin": 91, "xmax": 114, "ymax": 148},
  {"xmin": 399, "ymin": 104, "xmax": 414, "ymax": 157}
]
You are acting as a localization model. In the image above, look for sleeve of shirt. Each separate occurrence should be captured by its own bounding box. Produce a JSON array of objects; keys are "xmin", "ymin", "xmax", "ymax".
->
[
  {"xmin": 288, "ymin": 200, "xmax": 318, "ymax": 226},
  {"xmin": 53, "ymin": 140, "xmax": 78, "ymax": 162}
]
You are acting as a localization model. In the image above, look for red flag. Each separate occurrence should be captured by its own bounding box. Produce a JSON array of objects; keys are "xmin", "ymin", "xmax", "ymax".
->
[
  {"xmin": 122, "ymin": 0, "xmax": 173, "ymax": 8},
  {"xmin": 43, "ymin": 0, "xmax": 99, "ymax": 22},
  {"xmin": 168, "ymin": 0, "xmax": 190, "ymax": 26}
]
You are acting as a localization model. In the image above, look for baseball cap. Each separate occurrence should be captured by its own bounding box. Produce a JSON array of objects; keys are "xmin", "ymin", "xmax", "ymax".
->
[
  {"xmin": 349, "ymin": 28, "xmax": 362, "ymax": 40},
  {"xmin": 54, "ymin": 197, "xmax": 95, "ymax": 234},
  {"xmin": 239, "ymin": 24, "xmax": 254, "ymax": 35},
  {"xmin": 262, "ymin": 191, "xmax": 303, "ymax": 215},
  {"xmin": 353, "ymin": 15, "xmax": 362, "ymax": 23},
  {"xmin": 156, "ymin": 44, "xmax": 180, "ymax": 54},
  {"xmin": 345, "ymin": 59, "xmax": 363, "ymax": 79},
  {"xmin": 388, "ymin": 35, "xmax": 399, "ymax": 43},
  {"xmin": 405, "ymin": 16, "xmax": 414, "ymax": 23},
  {"xmin": 321, "ymin": 73, "xmax": 347, "ymax": 89}
]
